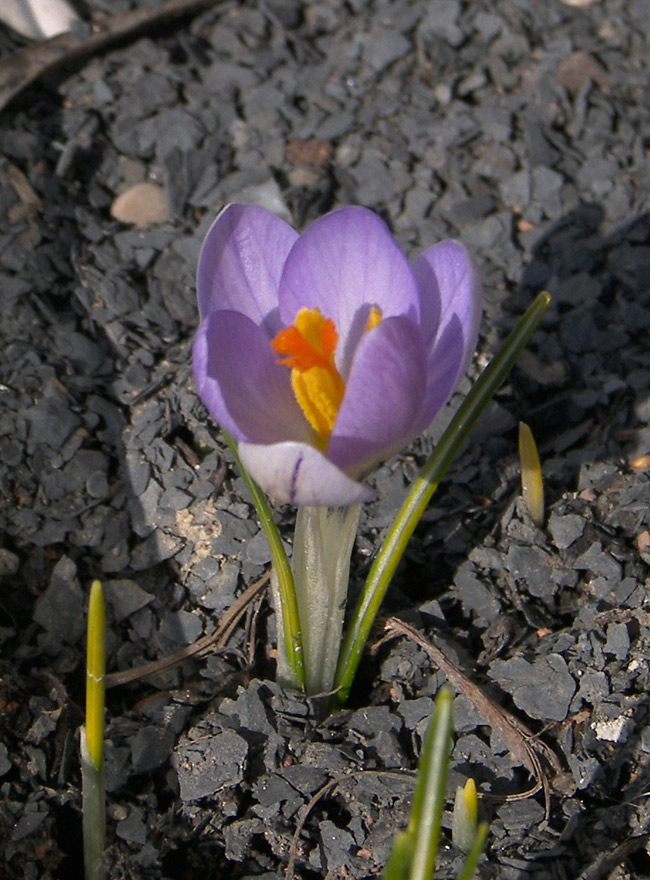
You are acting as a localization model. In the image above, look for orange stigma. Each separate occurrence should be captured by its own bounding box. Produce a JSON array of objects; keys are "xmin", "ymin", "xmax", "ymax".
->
[{"xmin": 272, "ymin": 305, "xmax": 382, "ymax": 447}]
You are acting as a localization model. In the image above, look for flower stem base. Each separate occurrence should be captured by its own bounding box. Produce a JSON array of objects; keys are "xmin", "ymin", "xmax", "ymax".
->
[{"xmin": 282, "ymin": 504, "xmax": 360, "ymax": 695}]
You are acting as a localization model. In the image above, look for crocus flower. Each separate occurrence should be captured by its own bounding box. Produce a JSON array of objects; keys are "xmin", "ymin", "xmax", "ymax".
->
[{"xmin": 193, "ymin": 204, "xmax": 482, "ymax": 507}]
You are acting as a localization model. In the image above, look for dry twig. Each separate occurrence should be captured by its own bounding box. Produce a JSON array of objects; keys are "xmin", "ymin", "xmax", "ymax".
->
[
  {"xmin": 105, "ymin": 572, "xmax": 269, "ymax": 688},
  {"xmin": 286, "ymin": 769, "xmax": 415, "ymax": 880},
  {"xmin": 381, "ymin": 617, "xmax": 574, "ymax": 819},
  {"xmin": 0, "ymin": 0, "xmax": 231, "ymax": 112}
]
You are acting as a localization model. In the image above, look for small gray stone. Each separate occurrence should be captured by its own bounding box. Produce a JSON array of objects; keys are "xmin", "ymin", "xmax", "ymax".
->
[
  {"xmin": 604, "ymin": 623, "xmax": 630, "ymax": 660},
  {"xmin": 159, "ymin": 486, "xmax": 192, "ymax": 511},
  {"xmin": 576, "ymin": 670, "xmax": 609, "ymax": 705},
  {"xmin": 634, "ymin": 391, "xmax": 650, "ymax": 424},
  {"xmin": 349, "ymin": 705, "xmax": 401, "ymax": 738},
  {"xmin": 25, "ymin": 392, "xmax": 82, "ymax": 451},
  {"xmin": 398, "ymin": 697, "xmax": 435, "ymax": 731},
  {"xmin": 220, "ymin": 680, "xmax": 278, "ymax": 739},
  {"xmin": 0, "ymin": 742, "xmax": 11, "ymax": 776},
  {"xmin": 0, "ymin": 548, "xmax": 19, "ymax": 577},
  {"xmin": 33, "ymin": 556, "xmax": 84, "ymax": 645},
  {"xmin": 174, "ymin": 728, "xmax": 248, "ymax": 802},
  {"xmin": 474, "ymin": 12, "xmax": 503, "ymax": 41},
  {"xmin": 116, "ymin": 807, "xmax": 148, "ymax": 844},
  {"xmin": 454, "ymin": 561, "xmax": 501, "ymax": 621},
  {"xmin": 362, "ymin": 29, "xmax": 412, "ymax": 72},
  {"xmin": 253, "ymin": 774, "xmax": 296, "ymax": 808},
  {"xmin": 318, "ymin": 819, "xmax": 356, "ymax": 871},
  {"xmin": 490, "ymin": 653, "xmax": 576, "ymax": 721},
  {"xmin": 129, "ymin": 530, "xmax": 183, "ymax": 570},
  {"xmin": 224, "ymin": 818, "xmax": 266, "ymax": 861},
  {"xmin": 497, "ymin": 797, "xmax": 545, "ymax": 831},
  {"xmin": 159, "ymin": 609, "xmax": 203, "ymax": 645},
  {"xmin": 243, "ymin": 530, "xmax": 273, "ymax": 565},
  {"xmin": 103, "ymin": 579, "xmax": 154, "ymax": 622},
  {"xmin": 12, "ymin": 810, "xmax": 47, "ymax": 841},
  {"xmin": 504, "ymin": 545, "xmax": 555, "ymax": 603},
  {"xmin": 131, "ymin": 726, "xmax": 176, "ymax": 774},
  {"xmin": 548, "ymin": 512, "xmax": 586, "ymax": 549},
  {"xmin": 499, "ymin": 169, "xmax": 530, "ymax": 208},
  {"xmin": 574, "ymin": 542, "xmax": 622, "ymax": 582},
  {"xmin": 419, "ymin": 0, "xmax": 463, "ymax": 47},
  {"xmin": 568, "ymin": 753, "xmax": 604, "ymax": 790}
]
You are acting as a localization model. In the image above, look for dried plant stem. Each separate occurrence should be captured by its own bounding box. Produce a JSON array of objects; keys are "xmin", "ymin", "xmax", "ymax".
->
[{"xmin": 105, "ymin": 573, "xmax": 268, "ymax": 688}]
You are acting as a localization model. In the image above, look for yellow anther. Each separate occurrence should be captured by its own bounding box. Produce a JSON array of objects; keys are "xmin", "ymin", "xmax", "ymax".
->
[
  {"xmin": 291, "ymin": 366, "xmax": 343, "ymax": 446},
  {"xmin": 272, "ymin": 308, "xmax": 344, "ymax": 444},
  {"xmin": 365, "ymin": 305, "xmax": 382, "ymax": 332},
  {"xmin": 272, "ymin": 305, "xmax": 383, "ymax": 446}
]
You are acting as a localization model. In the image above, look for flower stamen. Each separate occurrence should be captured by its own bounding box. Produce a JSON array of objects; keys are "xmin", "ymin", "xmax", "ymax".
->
[
  {"xmin": 272, "ymin": 305, "xmax": 384, "ymax": 448},
  {"xmin": 272, "ymin": 307, "xmax": 344, "ymax": 446}
]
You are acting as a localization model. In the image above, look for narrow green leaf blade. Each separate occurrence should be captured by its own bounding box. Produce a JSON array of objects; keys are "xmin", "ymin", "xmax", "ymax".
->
[
  {"xmin": 381, "ymin": 830, "xmax": 414, "ymax": 880},
  {"xmin": 223, "ymin": 431, "xmax": 306, "ymax": 691},
  {"xmin": 408, "ymin": 688, "xmax": 454, "ymax": 880},
  {"xmin": 334, "ymin": 292, "xmax": 551, "ymax": 706}
]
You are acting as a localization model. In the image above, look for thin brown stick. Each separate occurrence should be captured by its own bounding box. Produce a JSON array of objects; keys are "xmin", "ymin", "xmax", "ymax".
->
[
  {"xmin": 0, "ymin": 0, "xmax": 232, "ymax": 112},
  {"xmin": 285, "ymin": 769, "xmax": 415, "ymax": 880},
  {"xmin": 243, "ymin": 591, "xmax": 265, "ymax": 668},
  {"xmin": 286, "ymin": 776, "xmax": 341, "ymax": 880},
  {"xmin": 105, "ymin": 572, "xmax": 269, "ymax": 688},
  {"xmin": 382, "ymin": 617, "xmax": 574, "ymax": 819}
]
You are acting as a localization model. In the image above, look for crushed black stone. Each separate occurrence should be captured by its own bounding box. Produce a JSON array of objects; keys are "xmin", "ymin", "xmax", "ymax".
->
[{"xmin": 1, "ymin": 0, "xmax": 650, "ymax": 876}]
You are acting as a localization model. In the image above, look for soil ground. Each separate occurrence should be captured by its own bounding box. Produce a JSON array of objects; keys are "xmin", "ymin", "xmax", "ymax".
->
[{"xmin": 1, "ymin": 1, "xmax": 650, "ymax": 878}]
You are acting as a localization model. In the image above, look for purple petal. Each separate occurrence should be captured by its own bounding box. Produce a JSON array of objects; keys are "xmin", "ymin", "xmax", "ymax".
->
[
  {"xmin": 197, "ymin": 204, "xmax": 297, "ymax": 332},
  {"xmin": 193, "ymin": 311, "xmax": 312, "ymax": 445},
  {"xmin": 412, "ymin": 240, "xmax": 483, "ymax": 428},
  {"xmin": 277, "ymin": 207, "xmax": 420, "ymax": 377},
  {"xmin": 239, "ymin": 441, "xmax": 376, "ymax": 506},
  {"xmin": 327, "ymin": 317, "xmax": 427, "ymax": 474}
]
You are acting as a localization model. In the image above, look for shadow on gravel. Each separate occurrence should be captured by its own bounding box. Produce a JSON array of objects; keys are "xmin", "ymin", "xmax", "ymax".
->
[{"xmin": 515, "ymin": 204, "xmax": 650, "ymax": 487}]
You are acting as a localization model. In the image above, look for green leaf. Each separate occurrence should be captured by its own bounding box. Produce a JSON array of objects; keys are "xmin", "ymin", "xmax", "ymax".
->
[
  {"xmin": 381, "ymin": 689, "xmax": 455, "ymax": 880},
  {"xmin": 381, "ymin": 831, "xmax": 414, "ymax": 880},
  {"xmin": 408, "ymin": 688, "xmax": 454, "ymax": 880},
  {"xmin": 452, "ymin": 778, "xmax": 479, "ymax": 853},
  {"xmin": 223, "ymin": 431, "xmax": 306, "ymax": 691},
  {"xmin": 333, "ymin": 292, "xmax": 551, "ymax": 707},
  {"xmin": 83, "ymin": 579, "xmax": 107, "ymax": 880}
]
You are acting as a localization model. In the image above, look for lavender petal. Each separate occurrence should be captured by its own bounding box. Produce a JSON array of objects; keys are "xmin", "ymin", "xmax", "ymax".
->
[
  {"xmin": 197, "ymin": 204, "xmax": 297, "ymax": 332},
  {"xmin": 413, "ymin": 240, "xmax": 483, "ymax": 428},
  {"xmin": 327, "ymin": 316, "xmax": 427, "ymax": 474},
  {"xmin": 239, "ymin": 441, "xmax": 376, "ymax": 506},
  {"xmin": 193, "ymin": 311, "xmax": 312, "ymax": 445},
  {"xmin": 278, "ymin": 207, "xmax": 420, "ymax": 375}
]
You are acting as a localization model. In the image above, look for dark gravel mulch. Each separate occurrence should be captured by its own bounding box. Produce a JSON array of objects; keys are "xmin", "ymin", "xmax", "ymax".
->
[{"xmin": 1, "ymin": 1, "xmax": 650, "ymax": 878}]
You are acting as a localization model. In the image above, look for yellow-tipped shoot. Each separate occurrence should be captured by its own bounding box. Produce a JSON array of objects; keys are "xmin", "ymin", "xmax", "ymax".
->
[
  {"xmin": 85, "ymin": 579, "xmax": 106, "ymax": 771},
  {"xmin": 452, "ymin": 778, "xmax": 479, "ymax": 853},
  {"xmin": 518, "ymin": 421, "xmax": 544, "ymax": 528}
]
